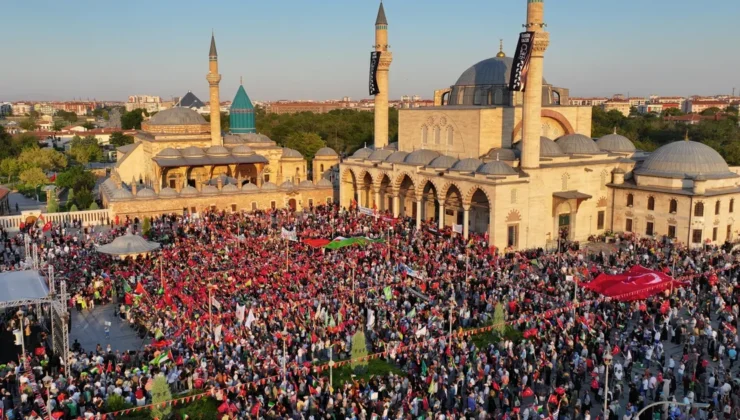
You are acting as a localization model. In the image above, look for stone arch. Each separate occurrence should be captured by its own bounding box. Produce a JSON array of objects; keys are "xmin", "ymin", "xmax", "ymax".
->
[
  {"xmin": 396, "ymin": 173, "xmax": 417, "ymax": 218},
  {"xmin": 463, "ymin": 186, "xmax": 493, "ymax": 207},
  {"xmin": 340, "ymin": 167, "xmax": 359, "ymax": 208},
  {"xmin": 419, "ymin": 179, "xmax": 440, "ymax": 224},
  {"xmin": 465, "ymin": 187, "xmax": 492, "ymax": 235},
  {"xmin": 393, "ymin": 171, "xmax": 417, "ymax": 191},
  {"xmin": 438, "ymin": 180, "xmax": 466, "ymax": 203},
  {"xmin": 506, "ymin": 209, "xmax": 522, "ymax": 223},
  {"xmin": 376, "ymin": 172, "xmax": 393, "ymax": 212},
  {"xmin": 597, "ymin": 196, "xmax": 607, "ymax": 208},
  {"xmin": 511, "ymin": 109, "xmax": 576, "ymax": 143}
]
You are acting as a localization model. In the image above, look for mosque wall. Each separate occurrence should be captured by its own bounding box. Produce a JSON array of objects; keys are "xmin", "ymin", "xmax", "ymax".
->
[{"xmin": 116, "ymin": 144, "xmax": 147, "ymax": 186}]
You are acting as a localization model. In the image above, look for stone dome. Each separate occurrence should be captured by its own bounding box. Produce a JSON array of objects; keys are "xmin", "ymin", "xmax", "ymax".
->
[
  {"xmin": 385, "ymin": 151, "xmax": 409, "ymax": 163},
  {"xmin": 261, "ymin": 181, "xmax": 278, "ymax": 191},
  {"xmin": 404, "ymin": 150, "xmax": 440, "ymax": 166},
  {"xmin": 452, "ymin": 158, "xmax": 484, "ymax": 172},
  {"xmin": 221, "ymin": 183, "xmax": 238, "ymax": 193},
  {"xmin": 515, "ymin": 137, "xmax": 565, "ymax": 157},
  {"xmin": 368, "ymin": 149, "xmax": 394, "ymax": 162},
  {"xmin": 556, "ymin": 134, "xmax": 602, "ymax": 154},
  {"xmin": 279, "ymin": 180, "xmax": 296, "ymax": 190},
  {"xmin": 202, "ymin": 185, "xmax": 219, "ymax": 195},
  {"xmin": 206, "ymin": 145, "xmax": 229, "ymax": 156},
  {"xmin": 180, "ymin": 186, "xmax": 199, "ymax": 196},
  {"xmin": 429, "ymin": 155, "xmax": 458, "ymax": 169},
  {"xmin": 111, "ymin": 189, "xmax": 133, "ymax": 200},
  {"xmin": 455, "ymin": 56, "xmax": 547, "ymax": 87},
  {"xmin": 299, "ymin": 180, "xmax": 315, "ymax": 189},
  {"xmin": 159, "ymin": 187, "xmax": 178, "ymax": 197},
  {"xmin": 281, "ymin": 148, "xmax": 303, "ymax": 159},
  {"xmin": 317, "ymin": 178, "xmax": 333, "ymax": 187},
  {"xmin": 352, "ymin": 147, "xmax": 374, "ymax": 159},
  {"xmin": 181, "ymin": 146, "xmax": 205, "ymax": 157},
  {"xmin": 483, "ymin": 148, "xmax": 518, "ymax": 161},
  {"xmin": 478, "ymin": 161, "xmax": 516, "ymax": 176},
  {"xmin": 315, "ymin": 147, "xmax": 338, "ymax": 157},
  {"xmin": 231, "ymin": 144, "xmax": 254, "ymax": 156},
  {"xmin": 135, "ymin": 188, "xmax": 156, "ymax": 199},
  {"xmin": 157, "ymin": 147, "xmax": 181, "ymax": 158},
  {"xmin": 635, "ymin": 140, "xmax": 735, "ymax": 179},
  {"xmin": 223, "ymin": 134, "xmax": 245, "ymax": 145},
  {"xmin": 242, "ymin": 182, "xmax": 259, "ymax": 191},
  {"xmin": 147, "ymin": 107, "xmax": 207, "ymax": 126},
  {"xmin": 596, "ymin": 131, "xmax": 636, "ymax": 153},
  {"xmin": 242, "ymin": 133, "xmax": 274, "ymax": 144},
  {"xmin": 385, "ymin": 142, "xmax": 399, "ymax": 151}
]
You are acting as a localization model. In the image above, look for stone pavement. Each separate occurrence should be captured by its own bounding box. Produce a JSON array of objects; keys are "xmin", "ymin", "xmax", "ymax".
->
[
  {"xmin": 7, "ymin": 192, "xmax": 45, "ymax": 214},
  {"xmin": 69, "ymin": 303, "xmax": 144, "ymax": 355}
]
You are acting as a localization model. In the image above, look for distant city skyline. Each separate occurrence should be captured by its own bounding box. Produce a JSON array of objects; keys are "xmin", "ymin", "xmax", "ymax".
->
[{"xmin": 2, "ymin": 0, "xmax": 738, "ymax": 102}]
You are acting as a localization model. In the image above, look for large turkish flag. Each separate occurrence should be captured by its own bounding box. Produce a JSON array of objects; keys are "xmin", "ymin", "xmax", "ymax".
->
[{"xmin": 583, "ymin": 265, "xmax": 686, "ymax": 301}]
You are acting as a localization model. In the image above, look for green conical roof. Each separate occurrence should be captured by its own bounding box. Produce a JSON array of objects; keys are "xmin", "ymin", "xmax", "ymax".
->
[{"xmin": 231, "ymin": 85, "xmax": 254, "ymax": 110}]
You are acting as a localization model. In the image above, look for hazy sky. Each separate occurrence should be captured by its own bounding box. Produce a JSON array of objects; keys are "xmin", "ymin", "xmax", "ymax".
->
[{"xmin": 2, "ymin": 0, "xmax": 738, "ymax": 102}]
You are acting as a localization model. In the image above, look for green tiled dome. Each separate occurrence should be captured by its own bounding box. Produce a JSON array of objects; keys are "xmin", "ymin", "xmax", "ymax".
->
[{"xmin": 230, "ymin": 84, "xmax": 255, "ymax": 134}]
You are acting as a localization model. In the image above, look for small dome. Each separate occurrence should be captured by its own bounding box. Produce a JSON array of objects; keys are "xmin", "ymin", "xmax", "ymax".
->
[
  {"xmin": 404, "ymin": 150, "xmax": 441, "ymax": 166},
  {"xmin": 206, "ymin": 145, "xmax": 229, "ymax": 156},
  {"xmin": 181, "ymin": 146, "xmax": 205, "ymax": 157},
  {"xmin": 222, "ymin": 183, "xmax": 238, "ymax": 193},
  {"xmin": 596, "ymin": 131, "xmax": 636, "ymax": 153},
  {"xmin": 279, "ymin": 180, "xmax": 296, "ymax": 190},
  {"xmin": 429, "ymin": 155, "xmax": 458, "ymax": 169},
  {"xmin": 556, "ymin": 133, "xmax": 601, "ymax": 154},
  {"xmin": 157, "ymin": 147, "xmax": 181, "ymax": 158},
  {"xmin": 635, "ymin": 140, "xmax": 735, "ymax": 179},
  {"xmin": 231, "ymin": 144, "xmax": 254, "ymax": 156},
  {"xmin": 147, "ymin": 107, "xmax": 207, "ymax": 125},
  {"xmin": 368, "ymin": 149, "xmax": 394, "ymax": 162},
  {"xmin": 352, "ymin": 147, "xmax": 374, "ymax": 159},
  {"xmin": 385, "ymin": 151, "xmax": 409, "ymax": 163},
  {"xmin": 180, "ymin": 186, "xmax": 199, "ymax": 196},
  {"xmin": 223, "ymin": 134, "xmax": 245, "ymax": 145},
  {"xmin": 452, "ymin": 158, "xmax": 484, "ymax": 172},
  {"xmin": 515, "ymin": 137, "xmax": 565, "ymax": 157},
  {"xmin": 111, "ymin": 189, "xmax": 133, "ymax": 200},
  {"xmin": 478, "ymin": 161, "xmax": 516, "ymax": 176},
  {"xmin": 202, "ymin": 185, "xmax": 219, "ymax": 195},
  {"xmin": 299, "ymin": 180, "xmax": 315, "ymax": 189},
  {"xmin": 317, "ymin": 178, "xmax": 333, "ymax": 187},
  {"xmin": 385, "ymin": 142, "xmax": 399, "ymax": 150},
  {"xmin": 261, "ymin": 181, "xmax": 278, "ymax": 191},
  {"xmin": 241, "ymin": 133, "xmax": 274, "ymax": 143},
  {"xmin": 159, "ymin": 187, "xmax": 178, "ymax": 197},
  {"xmin": 483, "ymin": 148, "xmax": 517, "ymax": 161},
  {"xmin": 135, "ymin": 188, "xmax": 156, "ymax": 199},
  {"xmin": 315, "ymin": 147, "xmax": 338, "ymax": 157},
  {"xmin": 242, "ymin": 182, "xmax": 259, "ymax": 191},
  {"xmin": 207, "ymin": 174, "xmax": 236, "ymax": 186},
  {"xmin": 282, "ymin": 148, "xmax": 303, "ymax": 159}
]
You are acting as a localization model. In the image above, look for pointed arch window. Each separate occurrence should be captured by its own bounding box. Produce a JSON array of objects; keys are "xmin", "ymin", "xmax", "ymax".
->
[
  {"xmin": 434, "ymin": 126, "xmax": 441, "ymax": 145},
  {"xmin": 494, "ymin": 89, "xmax": 503, "ymax": 105},
  {"xmin": 421, "ymin": 125, "xmax": 428, "ymax": 144},
  {"xmin": 647, "ymin": 196, "xmax": 655, "ymax": 211},
  {"xmin": 715, "ymin": 200, "xmax": 721, "ymax": 215},
  {"xmin": 626, "ymin": 193, "xmax": 634, "ymax": 207},
  {"xmin": 695, "ymin": 202, "xmax": 704, "ymax": 217},
  {"xmin": 446, "ymin": 126, "xmax": 454, "ymax": 146},
  {"xmin": 669, "ymin": 199, "xmax": 678, "ymax": 213},
  {"xmin": 473, "ymin": 89, "xmax": 483, "ymax": 105}
]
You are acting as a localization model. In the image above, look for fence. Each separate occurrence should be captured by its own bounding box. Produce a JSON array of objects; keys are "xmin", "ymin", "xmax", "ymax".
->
[{"xmin": 0, "ymin": 209, "xmax": 110, "ymax": 231}]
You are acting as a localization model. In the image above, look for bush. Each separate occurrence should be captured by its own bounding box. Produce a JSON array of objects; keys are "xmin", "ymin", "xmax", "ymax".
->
[
  {"xmin": 46, "ymin": 194, "xmax": 59, "ymax": 213},
  {"xmin": 105, "ymin": 394, "xmax": 132, "ymax": 412},
  {"xmin": 177, "ymin": 397, "xmax": 219, "ymax": 420},
  {"xmin": 74, "ymin": 188, "xmax": 94, "ymax": 210},
  {"xmin": 142, "ymin": 217, "xmax": 151, "ymax": 237},
  {"xmin": 89, "ymin": 202, "xmax": 100, "ymax": 210},
  {"xmin": 69, "ymin": 204, "xmax": 79, "ymax": 212}
]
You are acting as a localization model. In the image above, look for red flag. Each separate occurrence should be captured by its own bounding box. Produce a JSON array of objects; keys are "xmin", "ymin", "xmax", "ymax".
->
[
  {"xmin": 43, "ymin": 221, "xmax": 52, "ymax": 232},
  {"xmin": 134, "ymin": 283, "xmax": 147, "ymax": 295},
  {"xmin": 611, "ymin": 345, "xmax": 620, "ymax": 356},
  {"xmin": 660, "ymin": 300, "xmax": 670, "ymax": 314},
  {"xmin": 582, "ymin": 265, "xmax": 686, "ymax": 301},
  {"xmin": 250, "ymin": 402, "xmax": 261, "ymax": 417},
  {"xmin": 493, "ymin": 381, "xmax": 500, "ymax": 391},
  {"xmin": 124, "ymin": 293, "xmax": 133, "ymax": 306},
  {"xmin": 522, "ymin": 387, "xmax": 534, "ymax": 397}
]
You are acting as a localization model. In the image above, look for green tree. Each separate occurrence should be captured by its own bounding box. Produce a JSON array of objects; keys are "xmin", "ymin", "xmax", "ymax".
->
[
  {"xmin": 55, "ymin": 110, "xmax": 78, "ymax": 123},
  {"xmin": 629, "ymin": 106, "xmax": 639, "ymax": 117},
  {"xmin": 55, "ymin": 166, "xmax": 96, "ymax": 191},
  {"xmin": 68, "ymin": 135, "xmax": 102, "ymax": 164},
  {"xmin": 142, "ymin": 217, "xmax": 151, "ymax": 237},
  {"xmin": 17, "ymin": 147, "xmax": 67, "ymax": 172},
  {"xmin": 350, "ymin": 331, "xmax": 368, "ymax": 374},
  {"xmin": 81, "ymin": 122, "xmax": 96, "ymax": 130},
  {"xmin": 67, "ymin": 189, "xmax": 75, "ymax": 208},
  {"xmin": 19, "ymin": 167, "xmax": 48, "ymax": 200},
  {"xmin": 89, "ymin": 201, "xmax": 99, "ymax": 210},
  {"xmin": 19, "ymin": 118, "xmax": 38, "ymax": 131},
  {"xmin": 700, "ymin": 107, "xmax": 722, "ymax": 116},
  {"xmin": 109, "ymin": 131, "xmax": 134, "ymax": 147},
  {"xmin": 493, "ymin": 302, "xmax": 506, "ymax": 334},
  {"xmin": 121, "ymin": 108, "xmax": 148, "ymax": 130},
  {"xmin": 203, "ymin": 112, "xmax": 230, "ymax": 133},
  {"xmin": 662, "ymin": 108, "xmax": 684, "ymax": 117},
  {"xmin": 46, "ymin": 193, "xmax": 60, "ymax": 213},
  {"xmin": 74, "ymin": 188, "xmax": 94, "ymax": 210},
  {"xmin": 727, "ymin": 105, "xmax": 739, "ymax": 116},
  {"xmin": 150, "ymin": 376, "xmax": 172, "ymax": 420},
  {"xmin": 69, "ymin": 204, "xmax": 79, "ymax": 212},
  {"xmin": 0, "ymin": 158, "xmax": 19, "ymax": 183},
  {"xmin": 29, "ymin": 110, "xmax": 40, "ymax": 119},
  {"xmin": 283, "ymin": 132, "xmax": 326, "ymax": 163},
  {"xmin": 52, "ymin": 120, "xmax": 66, "ymax": 131}
]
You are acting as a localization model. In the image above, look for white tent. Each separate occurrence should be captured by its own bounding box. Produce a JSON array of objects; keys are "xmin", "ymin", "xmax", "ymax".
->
[
  {"xmin": 0, "ymin": 270, "xmax": 49, "ymax": 307},
  {"xmin": 95, "ymin": 232, "xmax": 160, "ymax": 258}
]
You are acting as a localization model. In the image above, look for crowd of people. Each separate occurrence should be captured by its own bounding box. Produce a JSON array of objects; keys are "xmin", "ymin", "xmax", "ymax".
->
[{"xmin": 1, "ymin": 204, "xmax": 740, "ymax": 420}]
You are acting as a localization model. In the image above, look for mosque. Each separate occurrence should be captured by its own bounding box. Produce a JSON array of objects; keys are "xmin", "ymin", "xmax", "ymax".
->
[
  {"xmin": 339, "ymin": 0, "xmax": 740, "ymax": 251},
  {"xmin": 101, "ymin": 35, "xmax": 339, "ymax": 217}
]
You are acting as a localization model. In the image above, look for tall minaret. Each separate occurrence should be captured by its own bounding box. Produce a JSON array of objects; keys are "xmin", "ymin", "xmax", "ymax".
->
[
  {"xmin": 206, "ymin": 32, "xmax": 223, "ymax": 146},
  {"xmin": 373, "ymin": 1, "xmax": 392, "ymax": 149},
  {"xmin": 520, "ymin": 0, "xmax": 550, "ymax": 170}
]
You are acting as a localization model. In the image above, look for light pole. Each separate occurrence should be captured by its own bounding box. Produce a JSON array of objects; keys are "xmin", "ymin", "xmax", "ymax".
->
[
  {"xmin": 17, "ymin": 310, "xmax": 26, "ymax": 360},
  {"xmin": 603, "ymin": 352, "xmax": 612, "ymax": 419}
]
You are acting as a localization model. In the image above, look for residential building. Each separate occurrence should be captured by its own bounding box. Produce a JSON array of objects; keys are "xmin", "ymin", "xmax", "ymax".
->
[{"xmin": 602, "ymin": 99, "xmax": 631, "ymax": 116}]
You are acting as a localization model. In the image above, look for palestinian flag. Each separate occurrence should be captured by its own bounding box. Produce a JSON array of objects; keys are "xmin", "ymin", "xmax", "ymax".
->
[{"xmin": 149, "ymin": 352, "xmax": 170, "ymax": 365}]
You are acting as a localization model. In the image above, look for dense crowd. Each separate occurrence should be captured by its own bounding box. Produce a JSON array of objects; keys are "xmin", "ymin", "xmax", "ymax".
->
[{"xmin": 1, "ymin": 204, "xmax": 740, "ymax": 420}]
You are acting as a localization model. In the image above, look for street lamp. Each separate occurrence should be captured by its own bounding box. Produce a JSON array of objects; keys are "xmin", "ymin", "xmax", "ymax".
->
[
  {"xmin": 16, "ymin": 310, "xmax": 26, "ymax": 360},
  {"xmin": 603, "ymin": 352, "xmax": 613, "ymax": 418}
]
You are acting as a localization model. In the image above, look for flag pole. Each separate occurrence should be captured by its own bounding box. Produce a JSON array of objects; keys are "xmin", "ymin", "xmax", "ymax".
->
[
  {"xmin": 208, "ymin": 282, "xmax": 213, "ymax": 340},
  {"xmin": 352, "ymin": 266, "xmax": 356, "ymax": 304},
  {"xmin": 160, "ymin": 256, "xmax": 164, "ymax": 292}
]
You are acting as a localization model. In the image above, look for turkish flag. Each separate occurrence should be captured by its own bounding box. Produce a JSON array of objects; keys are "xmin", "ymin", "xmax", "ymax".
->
[
  {"xmin": 42, "ymin": 222, "xmax": 52, "ymax": 232},
  {"xmin": 582, "ymin": 265, "xmax": 686, "ymax": 301}
]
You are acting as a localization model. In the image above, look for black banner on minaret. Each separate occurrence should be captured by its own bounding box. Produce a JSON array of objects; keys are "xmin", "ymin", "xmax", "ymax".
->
[
  {"xmin": 369, "ymin": 51, "xmax": 381, "ymax": 96},
  {"xmin": 509, "ymin": 32, "xmax": 534, "ymax": 92}
]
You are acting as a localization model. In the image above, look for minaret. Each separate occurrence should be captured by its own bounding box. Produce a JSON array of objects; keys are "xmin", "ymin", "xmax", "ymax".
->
[
  {"xmin": 520, "ymin": 0, "xmax": 550, "ymax": 170},
  {"xmin": 373, "ymin": 1, "xmax": 392, "ymax": 149},
  {"xmin": 206, "ymin": 32, "xmax": 223, "ymax": 146}
]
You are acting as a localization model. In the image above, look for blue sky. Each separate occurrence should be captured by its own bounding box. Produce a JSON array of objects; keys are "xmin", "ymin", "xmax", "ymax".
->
[{"xmin": 2, "ymin": 0, "xmax": 737, "ymax": 102}]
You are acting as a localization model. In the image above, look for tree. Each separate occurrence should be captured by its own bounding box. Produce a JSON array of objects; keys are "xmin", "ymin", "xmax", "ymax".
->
[
  {"xmin": 55, "ymin": 166, "xmax": 96, "ymax": 191},
  {"xmin": 19, "ymin": 167, "xmax": 48, "ymax": 200},
  {"xmin": 629, "ymin": 106, "xmax": 639, "ymax": 117},
  {"xmin": 17, "ymin": 147, "xmax": 67, "ymax": 172},
  {"xmin": 68, "ymin": 135, "xmax": 102, "ymax": 164},
  {"xmin": 203, "ymin": 112, "xmax": 230, "ymax": 133},
  {"xmin": 12, "ymin": 133, "xmax": 40, "ymax": 155},
  {"xmin": 109, "ymin": 131, "xmax": 134, "ymax": 147},
  {"xmin": 29, "ymin": 110, "xmax": 40, "ymax": 119},
  {"xmin": 89, "ymin": 201, "xmax": 99, "ymax": 210},
  {"xmin": 74, "ymin": 188, "xmax": 94, "ymax": 210},
  {"xmin": 662, "ymin": 108, "xmax": 684, "ymax": 117},
  {"xmin": 150, "ymin": 376, "xmax": 172, "ymax": 420},
  {"xmin": 81, "ymin": 122, "xmax": 96, "ymax": 130},
  {"xmin": 55, "ymin": 110, "xmax": 78, "ymax": 123},
  {"xmin": 283, "ymin": 132, "xmax": 326, "ymax": 163},
  {"xmin": 142, "ymin": 217, "xmax": 151, "ymax": 237},
  {"xmin": 52, "ymin": 120, "xmax": 66, "ymax": 132},
  {"xmin": 0, "ymin": 158, "xmax": 19, "ymax": 183},
  {"xmin": 727, "ymin": 105, "xmax": 739, "ymax": 116},
  {"xmin": 69, "ymin": 204, "xmax": 79, "ymax": 212},
  {"xmin": 350, "ymin": 331, "xmax": 368, "ymax": 374},
  {"xmin": 19, "ymin": 118, "xmax": 38, "ymax": 131},
  {"xmin": 121, "ymin": 108, "xmax": 148, "ymax": 130},
  {"xmin": 700, "ymin": 107, "xmax": 722, "ymax": 116},
  {"xmin": 67, "ymin": 189, "xmax": 75, "ymax": 208},
  {"xmin": 46, "ymin": 193, "xmax": 60, "ymax": 213},
  {"xmin": 493, "ymin": 302, "xmax": 506, "ymax": 335}
]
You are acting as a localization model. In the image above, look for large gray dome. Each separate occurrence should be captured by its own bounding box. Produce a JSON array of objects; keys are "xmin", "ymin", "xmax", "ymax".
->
[
  {"xmin": 385, "ymin": 151, "xmax": 409, "ymax": 163},
  {"xmin": 281, "ymin": 148, "xmax": 303, "ymax": 159},
  {"xmin": 515, "ymin": 137, "xmax": 565, "ymax": 158},
  {"xmin": 635, "ymin": 140, "xmax": 735, "ymax": 179},
  {"xmin": 483, "ymin": 148, "xmax": 518, "ymax": 161},
  {"xmin": 478, "ymin": 161, "xmax": 516, "ymax": 176},
  {"xmin": 315, "ymin": 147, "xmax": 338, "ymax": 157},
  {"xmin": 148, "ymin": 107, "xmax": 206, "ymax": 125},
  {"xmin": 368, "ymin": 149, "xmax": 394, "ymax": 162},
  {"xmin": 404, "ymin": 150, "xmax": 440, "ymax": 166},
  {"xmin": 429, "ymin": 155, "xmax": 458, "ymax": 169},
  {"xmin": 556, "ymin": 133, "xmax": 602, "ymax": 154},
  {"xmin": 352, "ymin": 147, "xmax": 374, "ymax": 159},
  {"xmin": 597, "ymin": 132, "xmax": 636, "ymax": 153},
  {"xmin": 452, "ymin": 158, "xmax": 484, "ymax": 172},
  {"xmin": 454, "ymin": 57, "xmax": 547, "ymax": 87}
]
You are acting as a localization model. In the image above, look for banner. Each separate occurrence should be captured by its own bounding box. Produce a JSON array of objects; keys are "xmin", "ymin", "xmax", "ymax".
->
[
  {"xmin": 582, "ymin": 265, "xmax": 687, "ymax": 301},
  {"xmin": 210, "ymin": 296, "xmax": 222, "ymax": 311},
  {"xmin": 369, "ymin": 51, "xmax": 381, "ymax": 95},
  {"xmin": 509, "ymin": 31, "xmax": 534, "ymax": 92},
  {"xmin": 235, "ymin": 304, "xmax": 246, "ymax": 323},
  {"xmin": 452, "ymin": 224, "xmax": 463, "ymax": 234},
  {"xmin": 281, "ymin": 227, "xmax": 298, "ymax": 242},
  {"xmin": 358, "ymin": 206, "xmax": 374, "ymax": 217}
]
